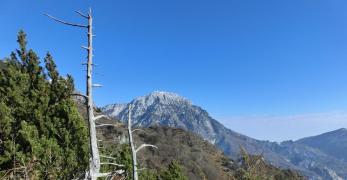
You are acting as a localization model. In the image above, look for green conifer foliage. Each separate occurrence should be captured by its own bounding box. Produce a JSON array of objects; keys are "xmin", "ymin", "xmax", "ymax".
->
[
  {"xmin": 99, "ymin": 143, "xmax": 132, "ymax": 179},
  {"xmin": 160, "ymin": 161, "xmax": 188, "ymax": 180},
  {"xmin": 139, "ymin": 169, "xmax": 157, "ymax": 180},
  {"xmin": 0, "ymin": 31, "xmax": 88, "ymax": 179},
  {"xmin": 16, "ymin": 30, "xmax": 27, "ymax": 66}
]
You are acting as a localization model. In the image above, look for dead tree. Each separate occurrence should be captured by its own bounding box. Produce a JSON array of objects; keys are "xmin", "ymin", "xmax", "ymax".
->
[
  {"xmin": 45, "ymin": 9, "xmax": 123, "ymax": 179},
  {"xmin": 127, "ymin": 105, "xmax": 158, "ymax": 180}
]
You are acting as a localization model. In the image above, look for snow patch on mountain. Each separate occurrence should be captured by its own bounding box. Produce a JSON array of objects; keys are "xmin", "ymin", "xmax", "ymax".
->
[{"xmin": 102, "ymin": 103, "xmax": 127, "ymax": 118}]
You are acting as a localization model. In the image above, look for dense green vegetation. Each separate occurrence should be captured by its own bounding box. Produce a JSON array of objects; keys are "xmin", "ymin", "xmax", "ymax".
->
[
  {"xmin": 137, "ymin": 160, "xmax": 187, "ymax": 180},
  {"xmin": 0, "ymin": 31, "xmax": 89, "ymax": 179}
]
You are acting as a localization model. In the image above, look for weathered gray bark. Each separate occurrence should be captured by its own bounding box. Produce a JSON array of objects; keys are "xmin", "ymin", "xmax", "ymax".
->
[
  {"xmin": 45, "ymin": 9, "xmax": 124, "ymax": 179},
  {"xmin": 86, "ymin": 9, "xmax": 101, "ymax": 180},
  {"xmin": 127, "ymin": 105, "xmax": 157, "ymax": 180},
  {"xmin": 127, "ymin": 105, "xmax": 138, "ymax": 180}
]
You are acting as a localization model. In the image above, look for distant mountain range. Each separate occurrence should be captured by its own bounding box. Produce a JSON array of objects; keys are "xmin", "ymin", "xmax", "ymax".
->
[
  {"xmin": 102, "ymin": 91, "xmax": 347, "ymax": 180},
  {"xmin": 74, "ymin": 92, "xmax": 303, "ymax": 180}
]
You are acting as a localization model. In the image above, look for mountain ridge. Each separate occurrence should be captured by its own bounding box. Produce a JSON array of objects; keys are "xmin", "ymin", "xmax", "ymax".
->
[
  {"xmin": 296, "ymin": 128, "xmax": 347, "ymax": 163},
  {"xmin": 74, "ymin": 94, "xmax": 304, "ymax": 180},
  {"xmin": 102, "ymin": 91, "xmax": 347, "ymax": 180}
]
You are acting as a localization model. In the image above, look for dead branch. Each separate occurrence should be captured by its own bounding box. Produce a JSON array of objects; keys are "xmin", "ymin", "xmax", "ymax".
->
[
  {"xmin": 135, "ymin": 144, "xmax": 158, "ymax": 153},
  {"xmin": 131, "ymin": 129, "xmax": 143, "ymax": 133},
  {"xmin": 94, "ymin": 115, "xmax": 107, "ymax": 121},
  {"xmin": 71, "ymin": 93, "xmax": 87, "ymax": 99},
  {"xmin": 100, "ymin": 155, "xmax": 117, "ymax": 160},
  {"xmin": 75, "ymin": 10, "xmax": 88, "ymax": 19},
  {"xmin": 81, "ymin": 46, "xmax": 90, "ymax": 50},
  {"xmin": 44, "ymin": 14, "xmax": 88, "ymax": 28},
  {"xmin": 95, "ymin": 123, "xmax": 119, "ymax": 128},
  {"xmin": 100, "ymin": 162, "xmax": 125, "ymax": 167}
]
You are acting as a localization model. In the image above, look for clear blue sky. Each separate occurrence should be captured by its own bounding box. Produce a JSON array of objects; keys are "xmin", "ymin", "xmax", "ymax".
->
[{"xmin": 1, "ymin": 0, "xmax": 347, "ymax": 141}]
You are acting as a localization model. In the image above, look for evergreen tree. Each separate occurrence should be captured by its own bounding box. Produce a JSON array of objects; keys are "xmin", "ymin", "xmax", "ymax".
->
[
  {"xmin": 139, "ymin": 169, "xmax": 157, "ymax": 180},
  {"xmin": 160, "ymin": 161, "xmax": 188, "ymax": 180},
  {"xmin": 0, "ymin": 30, "xmax": 88, "ymax": 179},
  {"xmin": 99, "ymin": 143, "xmax": 132, "ymax": 179}
]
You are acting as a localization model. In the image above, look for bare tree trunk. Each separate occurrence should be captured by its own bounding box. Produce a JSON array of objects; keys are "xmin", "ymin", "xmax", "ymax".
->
[
  {"xmin": 45, "ymin": 9, "xmax": 125, "ymax": 179},
  {"xmin": 86, "ymin": 8, "xmax": 100, "ymax": 180},
  {"xmin": 127, "ymin": 105, "xmax": 158, "ymax": 180},
  {"xmin": 127, "ymin": 105, "xmax": 138, "ymax": 180}
]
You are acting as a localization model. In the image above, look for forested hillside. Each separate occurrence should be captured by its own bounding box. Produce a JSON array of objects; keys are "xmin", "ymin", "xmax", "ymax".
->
[
  {"xmin": 98, "ymin": 125, "xmax": 305, "ymax": 180},
  {"xmin": 77, "ymin": 97, "xmax": 304, "ymax": 180}
]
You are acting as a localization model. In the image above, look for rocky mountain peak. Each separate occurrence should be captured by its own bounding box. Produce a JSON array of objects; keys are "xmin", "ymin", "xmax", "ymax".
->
[
  {"xmin": 102, "ymin": 91, "xmax": 219, "ymax": 143},
  {"xmin": 101, "ymin": 92, "xmax": 347, "ymax": 180},
  {"xmin": 132, "ymin": 91, "xmax": 191, "ymax": 106}
]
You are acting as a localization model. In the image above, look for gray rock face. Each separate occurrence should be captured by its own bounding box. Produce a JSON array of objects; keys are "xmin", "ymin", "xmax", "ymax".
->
[
  {"xmin": 297, "ymin": 128, "xmax": 347, "ymax": 162},
  {"xmin": 103, "ymin": 103, "xmax": 127, "ymax": 118},
  {"xmin": 102, "ymin": 91, "xmax": 347, "ymax": 180},
  {"xmin": 104, "ymin": 91, "xmax": 219, "ymax": 143}
]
